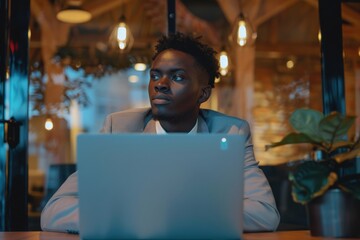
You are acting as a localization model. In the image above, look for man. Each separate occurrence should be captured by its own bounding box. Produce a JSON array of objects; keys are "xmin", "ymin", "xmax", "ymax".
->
[{"xmin": 41, "ymin": 32, "xmax": 280, "ymax": 233}]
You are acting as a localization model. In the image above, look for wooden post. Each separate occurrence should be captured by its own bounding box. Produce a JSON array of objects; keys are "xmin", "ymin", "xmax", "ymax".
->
[{"xmin": 230, "ymin": 46, "xmax": 255, "ymax": 125}]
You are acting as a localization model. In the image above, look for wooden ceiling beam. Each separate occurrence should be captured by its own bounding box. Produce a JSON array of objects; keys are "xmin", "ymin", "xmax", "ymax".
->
[
  {"xmin": 83, "ymin": 0, "xmax": 129, "ymax": 19},
  {"xmin": 216, "ymin": 0, "xmax": 240, "ymax": 24},
  {"xmin": 254, "ymin": 0, "xmax": 299, "ymax": 27},
  {"xmin": 217, "ymin": 0, "xmax": 299, "ymax": 29},
  {"xmin": 342, "ymin": 4, "xmax": 360, "ymax": 27},
  {"xmin": 256, "ymin": 42, "xmax": 359, "ymax": 58}
]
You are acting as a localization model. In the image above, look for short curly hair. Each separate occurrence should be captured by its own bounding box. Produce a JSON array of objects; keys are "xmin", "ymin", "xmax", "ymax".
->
[{"xmin": 153, "ymin": 32, "xmax": 220, "ymax": 88}]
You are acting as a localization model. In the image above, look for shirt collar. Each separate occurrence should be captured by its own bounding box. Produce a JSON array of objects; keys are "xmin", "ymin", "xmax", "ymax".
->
[{"xmin": 155, "ymin": 119, "xmax": 198, "ymax": 134}]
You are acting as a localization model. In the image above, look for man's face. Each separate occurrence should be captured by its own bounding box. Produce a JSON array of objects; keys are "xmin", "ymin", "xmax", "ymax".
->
[{"xmin": 148, "ymin": 49, "xmax": 210, "ymax": 121}]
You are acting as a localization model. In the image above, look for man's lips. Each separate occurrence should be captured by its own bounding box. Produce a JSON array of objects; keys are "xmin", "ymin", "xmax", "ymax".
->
[{"xmin": 152, "ymin": 95, "xmax": 171, "ymax": 104}]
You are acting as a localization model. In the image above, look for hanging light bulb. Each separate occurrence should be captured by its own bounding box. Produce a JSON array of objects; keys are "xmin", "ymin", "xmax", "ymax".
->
[
  {"xmin": 237, "ymin": 17, "xmax": 247, "ymax": 46},
  {"xmin": 117, "ymin": 22, "xmax": 128, "ymax": 50},
  {"xmin": 45, "ymin": 118, "xmax": 54, "ymax": 131},
  {"xmin": 129, "ymin": 55, "xmax": 149, "ymax": 71},
  {"xmin": 134, "ymin": 63, "xmax": 147, "ymax": 71},
  {"xmin": 109, "ymin": 15, "xmax": 134, "ymax": 52},
  {"xmin": 286, "ymin": 59, "xmax": 295, "ymax": 69},
  {"xmin": 232, "ymin": 13, "xmax": 256, "ymax": 47},
  {"xmin": 56, "ymin": 0, "xmax": 91, "ymax": 24},
  {"xmin": 219, "ymin": 50, "xmax": 229, "ymax": 76}
]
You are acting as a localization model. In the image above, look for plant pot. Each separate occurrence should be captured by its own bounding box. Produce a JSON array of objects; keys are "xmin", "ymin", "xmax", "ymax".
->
[{"xmin": 306, "ymin": 188, "xmax": 360, "ymax": 238}]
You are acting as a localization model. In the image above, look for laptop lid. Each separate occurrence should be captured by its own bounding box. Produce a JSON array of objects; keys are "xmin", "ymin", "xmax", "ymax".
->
[{"xmin": 77, "ymin": 133, "xmax": 245, "ymax": 239}]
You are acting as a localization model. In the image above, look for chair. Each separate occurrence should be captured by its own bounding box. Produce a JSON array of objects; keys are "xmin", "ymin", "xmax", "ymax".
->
[{"xmin": 260, "ymin": 164, "xmax": 309, "ymax": 230}]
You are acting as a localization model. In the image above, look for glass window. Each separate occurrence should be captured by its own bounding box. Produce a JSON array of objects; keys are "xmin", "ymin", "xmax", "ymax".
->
[{"xmin": 27, "ymin": 0, "xmax": 360, "ymax": 230}]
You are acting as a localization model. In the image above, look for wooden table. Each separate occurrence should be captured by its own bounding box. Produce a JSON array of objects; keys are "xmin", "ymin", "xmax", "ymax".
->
[{"xmin": 0, "ymin": 231, "xmax": 359, "ymax": 240}]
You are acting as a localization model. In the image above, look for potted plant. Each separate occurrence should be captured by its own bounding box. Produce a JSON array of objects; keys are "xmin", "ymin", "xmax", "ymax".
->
[{"xmin": 265, "ymin": 108, "xmax": 360, "ymax": 237}]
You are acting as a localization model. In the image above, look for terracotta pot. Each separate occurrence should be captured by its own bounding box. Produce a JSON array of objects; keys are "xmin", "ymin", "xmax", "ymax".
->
[{"xmin": 306, "ymin": 188, "xmax": 360, "ymax": 237}]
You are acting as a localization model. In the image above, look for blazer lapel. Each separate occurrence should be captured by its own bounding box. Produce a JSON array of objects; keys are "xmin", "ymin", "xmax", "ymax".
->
[
  {"xmin": 197, "ymin": 115, "xmax": 209, "ymax": 133},
  {"xmin": 143, "ymin": 118, "xmax": 157, "ymax": 133}
]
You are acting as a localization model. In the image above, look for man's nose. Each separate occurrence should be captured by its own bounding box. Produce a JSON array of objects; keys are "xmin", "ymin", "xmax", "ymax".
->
[{"xmin": 154, "ymin": 76, "xmax": 170, "ymax": 92}]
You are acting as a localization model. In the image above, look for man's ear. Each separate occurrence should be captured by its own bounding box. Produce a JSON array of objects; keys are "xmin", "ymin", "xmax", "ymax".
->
[{"xmin": 198, "ymin": 85, "xmax": 212, "ymax": 104}]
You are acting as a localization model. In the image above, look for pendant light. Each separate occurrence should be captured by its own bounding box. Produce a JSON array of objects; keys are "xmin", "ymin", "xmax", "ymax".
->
[
  {"xmin": 231, "ymin": 11, "xmax": 256, "ymax": 47},
  {"xmin": 45, "ymin": 117, "xmax": 54, "ymax": 131},
  {"xmin": 109, "ymin": 15, "xmax": 134, "ymax": 53},
  {"xmin": 219, "ymin": 50, "xmax": 230, "ymax": 76},
  {"xmin": 56, "ymin": 0, "xmax": 92, "ymax": 24}
]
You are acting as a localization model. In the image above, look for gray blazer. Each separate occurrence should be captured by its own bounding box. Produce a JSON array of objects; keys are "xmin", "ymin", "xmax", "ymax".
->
[{"xmin": 41, "ymin": 108, "xmax": 280, "ymax": 233}]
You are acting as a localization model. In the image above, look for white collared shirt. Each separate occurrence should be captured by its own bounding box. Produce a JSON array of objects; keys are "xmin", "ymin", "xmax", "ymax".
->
[{"xmin": 155, "ymin": 119, "xmax": 198, "ymax": 134}]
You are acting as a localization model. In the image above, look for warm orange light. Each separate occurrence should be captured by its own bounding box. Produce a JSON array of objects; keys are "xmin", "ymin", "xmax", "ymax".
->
[
  {"xmin": 109, "ymin": 17, "xmax": 134, "ymax": 52},
  {"xmin": 219, "ymin": 51, "xmax": 229, "ymax": 76},
  {"xmin": 45, "ymin": 118, "xmax": 54, "ymax": 131},
  {"xmin": 134, "ymin": 63, "xmax": 147, "ymax": 71},
  {"xmin": 57, "ymin": 7, "xmax": 91, "ymax": 24},
  {"xmin": 232, "ymin": 13, "xmax": 256, "ymax": 47}
]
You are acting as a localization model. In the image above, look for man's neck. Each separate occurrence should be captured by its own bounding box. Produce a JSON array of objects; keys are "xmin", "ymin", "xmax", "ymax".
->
[{"xmin": 158, "ymin": 116, "xmax": 198, "ymax": 133}]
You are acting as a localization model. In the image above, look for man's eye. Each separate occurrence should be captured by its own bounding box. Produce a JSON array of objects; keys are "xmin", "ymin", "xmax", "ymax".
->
[
  {"xmin": 150, "ymin": 73, "xmax": 160, "ymax": 80},
  {"xmin": 171, "ymin": 74, "xmax": 185, "ymax": 82}
]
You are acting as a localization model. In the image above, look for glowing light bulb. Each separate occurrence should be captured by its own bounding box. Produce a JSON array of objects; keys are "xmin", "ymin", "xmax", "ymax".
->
[
  {"xmin": 286, "ymin": 60, "xmax": 295, "ymax": 69},
  {"xmin": 118, "ymin": 42, "xmax": 126, "ymax": 50},
  {"xmin": 128, "ymin": 75, "xmax": 139, "ymax": 83},
  {"xmin": 109, "ymin": 16, "xmax": 133, "ymax": 52},
  {"xmin": 219, "ymin": 51, "xmax": 229, "ymax": 76},
  {"xmin": 117, "ymin": 23, "xmax": 127, "ymax": 41},
  {"xmin": 237, "ymin": 20, "xmax": 247, "ymax": 47},
  {"xmin": 116, "ymin": 22, "xmax": 128, "ymax": 50},
  {"xmin": 45, "ymin": 118, "xmax": 54, "ymax": 131},
  {"xmin": 134, "ymin": 63, "xmax": 147, "ymax": 71}
]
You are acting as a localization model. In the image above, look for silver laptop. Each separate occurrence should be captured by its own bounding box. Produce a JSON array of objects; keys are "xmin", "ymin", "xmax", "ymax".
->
[{"xmin": 77, "ymin": 133, "xmax": 245, "ymax": 239}]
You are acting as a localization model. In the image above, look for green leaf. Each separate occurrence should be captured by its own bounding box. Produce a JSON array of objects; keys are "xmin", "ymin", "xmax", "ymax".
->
[
  {"xmin": 319, "ymin": 112, "xmax": 356, "ymax": 143},
  {"xmin": 289, "ymin": 161, "xmax": 337, "ymax": 204},
  {"xmin": 338, "ymin": 175, "xmax": 360, "ymax": 200},
  {"xmin": 265, "ymin": 132, "xmax": 321, "ymax": 151},
  {"xmin": 289, "ymin": 109, "xmax": 324, "ymax": 142}
]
